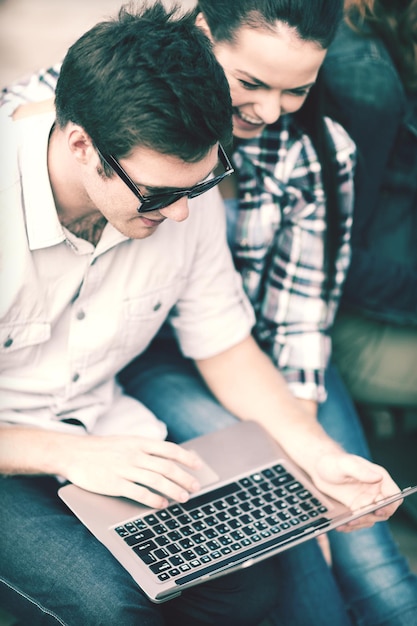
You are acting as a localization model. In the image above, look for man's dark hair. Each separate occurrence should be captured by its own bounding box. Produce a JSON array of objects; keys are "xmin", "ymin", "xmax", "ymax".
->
[{"xmin": 55, "ymin": 1, "xmax": 232, "ymax": 162}]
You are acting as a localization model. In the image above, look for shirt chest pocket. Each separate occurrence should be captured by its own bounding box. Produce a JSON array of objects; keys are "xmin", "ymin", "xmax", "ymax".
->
[
  {"xmin": 116, "ymin": 279, "xmax": 186, "ymax": 358},
  {"xmin": 0, "ymin": 321, "xmax": 51, "ymax": 369}
]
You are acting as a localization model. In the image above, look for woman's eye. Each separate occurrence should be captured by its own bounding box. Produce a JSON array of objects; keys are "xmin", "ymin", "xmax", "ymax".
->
[
  {"xmin": 239, "ymin": 80, "xmax": 259, "ymax": 90},
  {"xmin": 287, "ymin": 88, "xmax": 311, "ymax": 97}
]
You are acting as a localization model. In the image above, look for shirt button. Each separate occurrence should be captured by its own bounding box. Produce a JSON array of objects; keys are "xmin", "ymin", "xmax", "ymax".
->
[
  {"xmin": 72, "ymin": 372, "xmax": 80, "ymax": 383},
  {"xmin": 153, "ymin": 302, "xmax": 162, "ymax": 311},
  {"xmin": 76, "ymin": 310, "xmax": 86, "ymax": 320},
  {"xmin": 3, "ymin": 337, "xmax": 13, "ymax": 348}
]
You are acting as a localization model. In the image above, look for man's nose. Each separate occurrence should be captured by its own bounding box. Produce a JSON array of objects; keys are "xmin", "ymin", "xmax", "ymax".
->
[{"xmin": 159, "ymin": 196, "xmax": 190, "ymax": 222}]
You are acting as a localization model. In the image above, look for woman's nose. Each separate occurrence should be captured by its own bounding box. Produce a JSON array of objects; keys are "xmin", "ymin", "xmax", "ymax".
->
[{"xmin": 254, "ymin": 92, "xmax": 281, "ymax": 125}]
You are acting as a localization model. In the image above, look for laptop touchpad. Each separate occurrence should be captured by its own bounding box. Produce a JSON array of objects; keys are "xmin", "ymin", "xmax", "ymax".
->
[{"xmin": 187, "ymin": 450, "xmax": 219, "ymax": 489}]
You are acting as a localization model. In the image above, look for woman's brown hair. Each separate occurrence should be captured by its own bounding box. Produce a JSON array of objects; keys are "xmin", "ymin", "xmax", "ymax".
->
[{"xmin": 344, "ymin": 0, "xmax": 417, "ymax": 90}]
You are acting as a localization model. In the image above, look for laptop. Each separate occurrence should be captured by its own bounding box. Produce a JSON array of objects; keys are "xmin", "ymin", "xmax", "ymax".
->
[{"xmin": 58, "ymin": 420, "xmax": 417, "ymax": 603}]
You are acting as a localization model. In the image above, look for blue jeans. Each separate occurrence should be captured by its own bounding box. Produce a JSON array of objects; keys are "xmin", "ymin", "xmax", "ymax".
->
[
  {"xmin": 119, "ymin": 336, "xmax": 417, "ymax": 626},
  {"xmin": 1, "ymin": 474, "xmax": 299, "ymax": 626}
]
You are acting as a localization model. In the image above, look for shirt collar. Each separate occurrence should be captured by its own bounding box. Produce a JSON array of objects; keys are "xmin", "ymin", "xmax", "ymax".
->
[{"xmin": 19, "ymin": 111, "xmax": 66, "ymax": 251}]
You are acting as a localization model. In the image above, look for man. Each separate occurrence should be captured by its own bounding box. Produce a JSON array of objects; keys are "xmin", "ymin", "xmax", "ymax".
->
[{"xmin": 0, "ymin": 2, "xmax": 402, "ymax": 625}]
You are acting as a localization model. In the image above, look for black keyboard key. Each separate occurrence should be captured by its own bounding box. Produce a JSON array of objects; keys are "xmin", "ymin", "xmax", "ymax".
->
[
  {"xmin": 150, "ymin": 560, "xmax": 171, "ymax": 575},
  {"xmin": 157, "ymin": 510, "xmax": 172, "ymax": 522},
  {"xmin": 296, "ymin": 488, "xmax": 312, "ymax": 499},
  {"xmin": 190, "ymin": 510, "xmax": 204, "ymax": 520},
  {"xmin": 153, "ymin": 524, "xmax": 167, "ymax": 535},
  {"xmin": 216, "ymin": 523, "xmax": 229, "ymax": 535},
  {"xmin": 155, "ymin": 535, "xmax": 170, "ymax": 547},
  {"xmin": 229, "ymin": 506, "xmax": 242, "ymax": 517},
  {"xmin": 166, "ymin": 519, "xmax": 180, "ymax": 530},
  {"xmin": 229, "ymin": 519, "xmax": 242, "ymax": 529},
  {"xmin": 154, "ymin": 548, "xmax": 169, "ymax": 559},
  {"xmin": 167, "ymin": 531, "xmax": 182, "ymax": 542},
  {"xmin": 214, "ymin": 500, "xmax": 228, "ymax": 510},
  {"xmin": 286, "ymin": 482, "xmax": 304, "ymax": 493},
  {"xmin": 133, "ymin": 519, "xmax": 148, "ymax": 530},
  {"xmin": 240, "ymin": 502, "xmax": 254, "ymax": 512},
  {"xmin": 124, "ymin": 529, "xmax": 155, "ymax": 546},
  {"xmin": 168, "ymin": 504, "xmax": 183, "ymax": 516},
  {"xmin": 167, "ymin": 543, "xmax": 181, "ymax": 555},
  {"xmin": 124, "ymin": 522, "xmax": 137, "ymax": 533},
  {"xmin": 144, "ymin": 514, "xmax": 159, "ymax": 525},
  {"xmin": 133, "ymin": 542, "xmax": 157, "ymax": 564},
  {"xmin": 217, "ymin": 511, "xmax": 231, "ymax": 522}
]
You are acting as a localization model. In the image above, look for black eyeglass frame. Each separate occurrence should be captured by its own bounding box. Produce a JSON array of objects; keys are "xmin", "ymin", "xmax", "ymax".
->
[{"xmin": 96, "ymin": 144, "xmax": 234, "ymax": 213}]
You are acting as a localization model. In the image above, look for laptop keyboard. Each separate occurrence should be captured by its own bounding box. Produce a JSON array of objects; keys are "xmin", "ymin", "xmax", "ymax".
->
[{"xmin": 114, "ymin": 463, "xmax": 330, "ymax": 585}]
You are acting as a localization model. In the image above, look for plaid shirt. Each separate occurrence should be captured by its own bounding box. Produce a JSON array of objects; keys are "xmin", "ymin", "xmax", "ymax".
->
[
  {"xmin": 231, "ymin": 115, "xmax": 355, "ymax": 401},
  {"xmin": 2, "ymin": 67, "xmax": 355, "ymax": 402}
]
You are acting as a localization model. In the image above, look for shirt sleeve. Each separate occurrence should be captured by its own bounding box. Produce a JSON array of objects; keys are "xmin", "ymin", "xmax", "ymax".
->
[
  {"xmin": 254, "ymin": 120, "xmax": 355, "ymax": 402},
  {"xmin": 169, "ymin": 187, "xmax": 255, "ymax": 360},
  {"xmin": 1, "ymin": 64, "xmax": 61, "ymax": 115}
]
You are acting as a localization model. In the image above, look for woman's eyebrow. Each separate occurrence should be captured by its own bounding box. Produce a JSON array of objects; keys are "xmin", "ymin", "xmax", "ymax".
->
[{"xmin": 237, "ymin": 69, "xmax": 269, "ymax": 88}]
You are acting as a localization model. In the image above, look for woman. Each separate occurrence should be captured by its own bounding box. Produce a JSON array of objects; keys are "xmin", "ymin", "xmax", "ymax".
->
[
  {"xmin": 122, "ymin": 2, "xmax": 417, "ymax": 624},
  {"xmin": 3, "ymin": 1, "xmax": 416, "ymax": 624}
]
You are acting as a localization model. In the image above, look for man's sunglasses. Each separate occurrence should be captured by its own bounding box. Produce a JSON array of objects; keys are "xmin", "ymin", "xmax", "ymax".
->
[{"xmin": 96, "ymin": 144, "xmax": 234, "ymax": 213}]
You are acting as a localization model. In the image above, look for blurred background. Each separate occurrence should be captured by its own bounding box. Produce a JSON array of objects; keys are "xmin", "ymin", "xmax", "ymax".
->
[{"xmin": 0, "ymin": 0, "xmax": 196, "ymax": 88}]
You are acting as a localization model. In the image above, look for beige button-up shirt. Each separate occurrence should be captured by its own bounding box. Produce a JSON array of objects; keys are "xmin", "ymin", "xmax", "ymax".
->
[{"xmin": 0, "ymin": 111, "xmax": 254, "ymax": 437}]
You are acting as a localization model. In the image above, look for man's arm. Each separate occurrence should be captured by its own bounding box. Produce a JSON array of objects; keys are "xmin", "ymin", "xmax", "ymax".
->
[
  {"xmin": 0, "ymin": 425, "xmax": 202, "ymax": 508},
  {"xmin": 196, "ymin": 335, "xmax": 401, "ymax": 529}
]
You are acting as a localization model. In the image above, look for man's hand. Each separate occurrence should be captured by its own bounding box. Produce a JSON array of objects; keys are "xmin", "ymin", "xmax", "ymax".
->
[
  {"xmin": 0, "ymin": 426, "xmax": 202, "ymax": 509},
  {"xmin": 311, "ymin": 451, "xmax": 402, "ymax": 532},
  {"xmin": 65, "ymin": 435, "xmax": 203, "ymax": 509}
]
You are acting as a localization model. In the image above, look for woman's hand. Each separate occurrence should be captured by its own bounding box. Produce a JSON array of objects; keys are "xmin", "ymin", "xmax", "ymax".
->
[{"xmin": 311, "ymin": 451, "xmax": 401, "ymax": 532}]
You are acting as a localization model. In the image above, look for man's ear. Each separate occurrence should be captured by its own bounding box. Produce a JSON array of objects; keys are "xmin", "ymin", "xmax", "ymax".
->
[
  {"xmin": 195, "ymin": 12, "xmax": 214, "ymax": 42},
  {"xmin": 67, "ymin": 126, "xmax": 96, "ymax": 165}
]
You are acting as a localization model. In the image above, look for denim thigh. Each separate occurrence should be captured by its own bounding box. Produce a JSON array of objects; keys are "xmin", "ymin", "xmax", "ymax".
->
[
  {"xmin": 1, "ymin": 473, "xmax": 284, "ymax": 626},
  {"xmin": 319, "ymin": 365, "xmax": 417, "ymax": 626}
]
